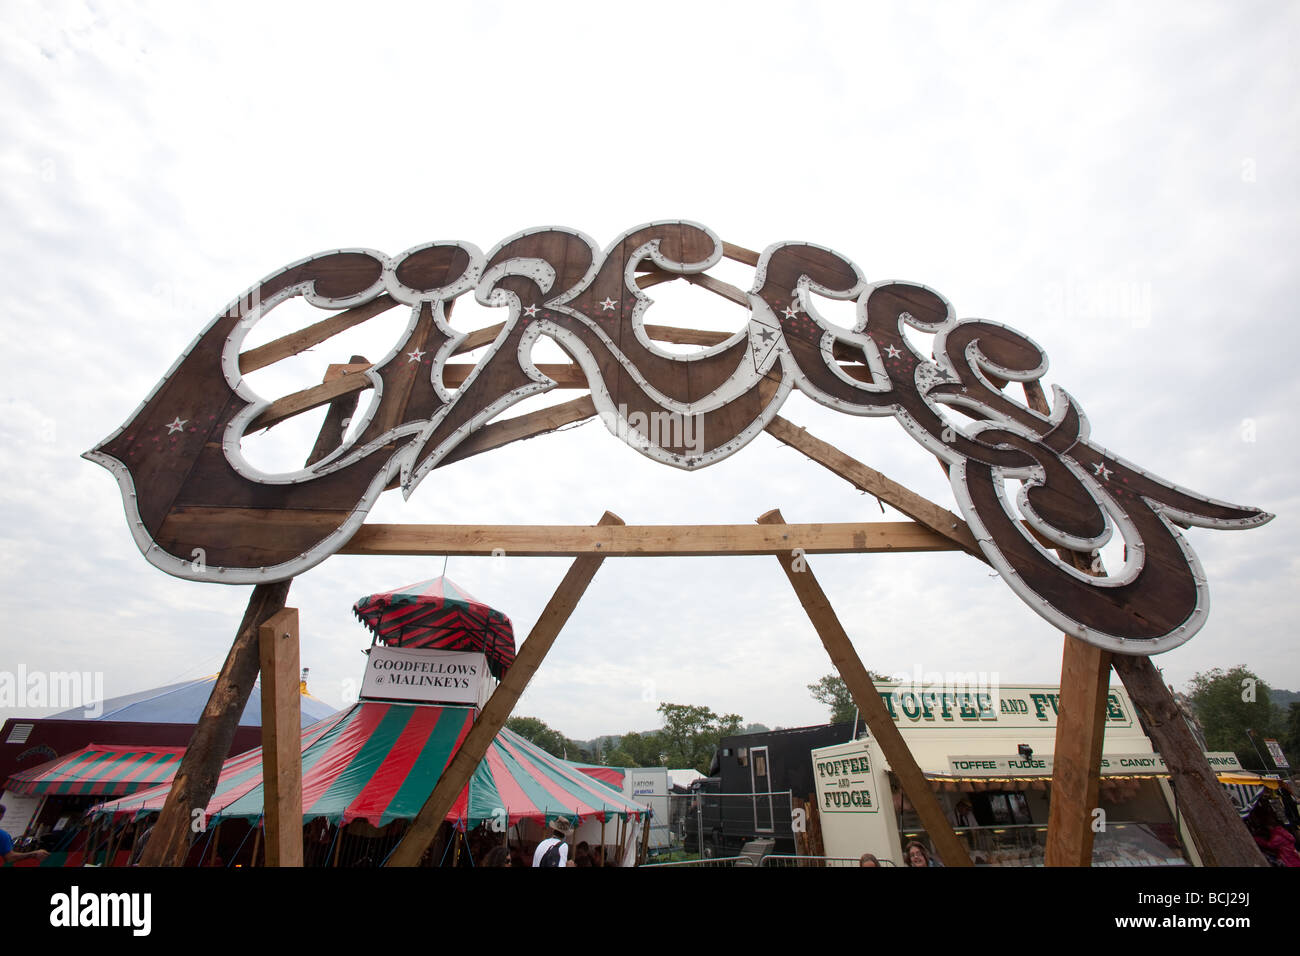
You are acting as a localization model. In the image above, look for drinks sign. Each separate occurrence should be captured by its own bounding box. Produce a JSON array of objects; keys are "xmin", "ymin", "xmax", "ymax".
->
[{"xmin": 360, "ymin": 646, "xmax": 488, "ymax": 706}]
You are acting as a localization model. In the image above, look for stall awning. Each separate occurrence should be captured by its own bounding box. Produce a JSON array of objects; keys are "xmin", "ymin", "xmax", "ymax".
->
[{"xmin": 6, "ymin": 744, "xmax": 184, "ymax": 796}]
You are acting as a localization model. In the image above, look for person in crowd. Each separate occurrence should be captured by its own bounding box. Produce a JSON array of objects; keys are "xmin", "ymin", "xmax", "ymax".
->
[
  {"xmin": 532, "ymin": 817, "xmax": 572, "ymax": 867},
  {"xmin": 0, "ymin": 805, "xmax": 49, "ymax": 865},
  {"xmin": 904, "ymin": 840, "xmax": 942, "ymax": 867},
  {"xmin": 1248, "ymin": 803, "xmax": 1300, "ymax": 867},
  {"xmin": 859, "ymin": 852, "xmax": 880, "ymax": 867}
]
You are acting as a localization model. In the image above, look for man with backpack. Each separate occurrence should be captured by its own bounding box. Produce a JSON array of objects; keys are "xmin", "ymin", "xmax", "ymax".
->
[{"xmin": 532, "ymin": 817, "xmax": 572, "ymax": 867}]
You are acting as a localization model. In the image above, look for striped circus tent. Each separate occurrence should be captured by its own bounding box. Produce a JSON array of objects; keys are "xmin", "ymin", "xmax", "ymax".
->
[
  {"xmin": 7, "ymin": 744, "xmax": 184, "ymax": 797},
  {"xmin": 91, "ymin": 701, "xmax": 645, "ymax": 829}
]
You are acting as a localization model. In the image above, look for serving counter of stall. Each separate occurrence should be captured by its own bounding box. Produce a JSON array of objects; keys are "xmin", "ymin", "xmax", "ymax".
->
[{"xmin": 812, "ymin": 682, "xmax": 1240, "ymax": 867}]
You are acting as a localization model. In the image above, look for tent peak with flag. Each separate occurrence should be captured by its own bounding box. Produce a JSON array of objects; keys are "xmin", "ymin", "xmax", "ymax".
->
[{"xmin": 352, "ymin": 576, "xmax": 516, "ymax": 679}]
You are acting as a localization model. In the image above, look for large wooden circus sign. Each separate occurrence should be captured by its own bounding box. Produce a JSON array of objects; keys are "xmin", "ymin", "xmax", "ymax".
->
[{"xmin": 86, "ymin": 221, "xmax": 1270, "ymax": 655}]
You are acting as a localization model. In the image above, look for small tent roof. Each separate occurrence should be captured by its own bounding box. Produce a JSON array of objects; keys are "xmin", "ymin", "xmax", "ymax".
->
[{"xmin": 7, "ymin": 744, "xmax": 184, "ymax": 797}]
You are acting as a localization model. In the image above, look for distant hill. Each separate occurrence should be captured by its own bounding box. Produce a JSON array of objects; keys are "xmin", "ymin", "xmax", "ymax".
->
[{"xmin": 1270, "ymin": 688, "xmax": 1298, "ymax": 709}]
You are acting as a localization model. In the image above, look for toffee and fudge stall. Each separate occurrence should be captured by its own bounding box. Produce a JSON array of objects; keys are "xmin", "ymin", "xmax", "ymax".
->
[{"xmin": 812, "ymin": 682, "xmax": 1244, "ymax": 866}]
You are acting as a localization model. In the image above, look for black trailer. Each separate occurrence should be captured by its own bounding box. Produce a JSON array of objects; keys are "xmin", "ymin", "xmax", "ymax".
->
[{"xmin": 686, "ymin": 721, "xmax": 859, "ymax": 856}]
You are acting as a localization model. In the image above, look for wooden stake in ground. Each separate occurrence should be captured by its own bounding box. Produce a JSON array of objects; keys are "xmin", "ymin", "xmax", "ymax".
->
[
  {"xmin": 756, "ymin": 509, "xmax": 972, "ymax": 867},
  {"xmin": 139, "ymin": 362, "xmax": 365, "ymax": 866},
  {"xmin": 384, "ymin": 511, "xmax": 624, "ymax": 867},
  {"xmin": 138, "ymin": 580, "xmax": 291, "ymax": 866},
  {"xmin": 1045, "ymin": 638, "xmax": 1111, "ymax": 866},
  {"xmin": 259, "ymin": 607, "xmax": 303, "ymax": 867},
  {"xmin": 1112, "ymin": 655, "xmax": 1266, "ymax": 866}
]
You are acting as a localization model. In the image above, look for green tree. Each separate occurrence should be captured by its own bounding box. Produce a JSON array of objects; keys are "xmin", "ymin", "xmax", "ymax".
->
[
  {"xmin": 807, "ymin": 672, "xmax": 891, "ymax": 724},
  {"xmin": 1282, "ymin": 702, "xmax": 1300, "ymax": 773},
  {"xmin": 505, "ymin": 716, "xmax": 573, "ymax": 759},
  {"xmin": 617, "ymin": 730, "xmax": 666, "ymax": 767},
  {"xmin": 1185, "ymin": 667, "xmax": 1285, "ymax": 772},
  {"xmin": 605, "ymin": 747, "xmax": 637, "ymax": 768},
  {"xmin": 656, "ymin": 702, "xmax": 745, "ymax": 774}
]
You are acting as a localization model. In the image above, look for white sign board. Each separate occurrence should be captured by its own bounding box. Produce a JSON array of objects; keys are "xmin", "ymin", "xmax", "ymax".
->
[
  {"xmin": 810, "ymin": 739, "xmax": 896, "ymax": 863},
  {"xmin": 945, "ymin": 751, "xmax": 1243, "ymax": 776},
  {"xmin": 623, "ymin": 768, "xmax": 670, "ymax": 849},
  {"xmin": 360, "ymin": 646, "xmax": 489, "ymax": 706},
  {"xmin": 813, "ymin": 750, "xmax": 879, "ymax": 813},
  {"xmin": 1264, "ymin": 739, "xmax": 1289, "ymax": 770}
]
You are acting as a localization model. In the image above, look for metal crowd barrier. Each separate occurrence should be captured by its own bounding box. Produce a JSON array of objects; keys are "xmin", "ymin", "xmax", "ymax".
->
[
  {"xmin": 641, "ymin": 854, "xmax": 897, "ymax": 868},
  {"xmin": 760, "ymin": 855, "xmax": 895, "ymax": 867},
  {"xmin": 639, "ymin": 856, "xmax": 751, "ymax": 868}
]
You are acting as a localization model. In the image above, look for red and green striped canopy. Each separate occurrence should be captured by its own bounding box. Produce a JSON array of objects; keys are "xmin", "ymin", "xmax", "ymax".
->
[
  {"xmin": 7, "ymin": 744, "xmax": 184, "ymax": 797},
  {"xmin": 92, "ymin": 702, "xmax": 644, "ymax": 829},
  {"xmin": 353, "ymin": 577, "xmax": 516, "ymax": 678}
]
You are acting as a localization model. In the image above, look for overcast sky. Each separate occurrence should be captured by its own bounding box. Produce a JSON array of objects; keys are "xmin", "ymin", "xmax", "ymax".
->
[{"xmin": 2, "ymin": 1, "xmax": 1297, "ymax": 740}]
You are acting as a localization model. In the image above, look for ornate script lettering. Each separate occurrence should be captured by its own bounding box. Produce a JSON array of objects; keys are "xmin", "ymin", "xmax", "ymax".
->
[{"xmin": 86, "ymin": 221, "xmax": 1271, "ymax": 654}]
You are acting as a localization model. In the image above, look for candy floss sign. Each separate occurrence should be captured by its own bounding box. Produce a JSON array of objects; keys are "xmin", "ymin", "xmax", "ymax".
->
[{"xmin": 360, "ymin": 646, "xmax": 489, "ymax": 706}]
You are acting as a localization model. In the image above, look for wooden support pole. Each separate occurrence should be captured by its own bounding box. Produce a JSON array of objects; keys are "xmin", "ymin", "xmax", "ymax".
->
[
  {"xmin": 1045, "ymin": 639, "xmax": 1111, "ymax": 866},
  {"xmin": 80, "ymin": 818, "xmax": 101, "ymax": 867},
  {"xmin": 1111, "ymin": 655, "xmax": 1267, "ymax": 866},
  {"xmin": 384, "ymin": 511, "xmax": 623, "ymax": 867},
  {"xmin": 756, "ymin": 509, "xmax": 972, "ymax": 867},
  {"xmin": 139, "ymin": 367, "xmax": 359, "ymax": 866},
  {"xmin": 639, "ymin": 809, "xmax": 652, "ymax": 865},
  {"xmin": 104, "ymin": 818, "xmax": 126, "ymax": 867},
  {"xmin": 258, "ymin": 607, "xmax": 303, "ymax": 867},
  {"xmin": 138, "ymin": 580, "xmax": 290, "ymax": 865},
  {"xmin": 1016, "ymin": 380, "xmax": 1263, "ymax": 866},
  {"xmin": 764, "ymin": 417, "xmax": 983, "ymax": 558},
  {"xmin": 1016, "ymin": 379, "xmax": 1113, "ymax": 867}
]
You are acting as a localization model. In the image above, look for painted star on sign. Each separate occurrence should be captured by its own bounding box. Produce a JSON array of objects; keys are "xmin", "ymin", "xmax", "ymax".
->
[
  {"xmin": 407, "ymin": 348, "xmax": 426, "ymax": 363},
  {"xmin": 165, "ymin": 417, "xmax": 187, "ymax": 434},
  {"xmin": 884, "ymin": 344, "xmax": 903, "ymax": 359},
  {"xmin": 782, "ymin": 304, "xmax": 799, "ymax": 320},
  {"xmin": 523, "ymin": 304, "xmax": 540, "ymax": 317},
  {"xmin": 758, "ymin": 327, "xmax": 776, "ymax": 344},
  {"xmin": 600, "ymin": 297, "xmax": 618, "ymax": 311},
  {"xmin": 1093, "ymin": 461, "xmax": 1113, "ymax": 481}
]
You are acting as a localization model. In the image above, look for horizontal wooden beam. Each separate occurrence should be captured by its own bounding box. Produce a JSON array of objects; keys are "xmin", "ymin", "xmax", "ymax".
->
[
  {"xmin": 239, "ymin": 296, "xmax": 399, "ymax": 374},
  {"xmin": 338, "ymin": 520, "xmax": 963, "ymax": 558},
  {"xmin": 722, "ymin": 241, "xmax": 760, "ymax": 266},
  {"xmin": 642, "ymin": 324, "xmax": 729, "ymax": 347},
  {"xmin": 249, "ymin": 367, "xmax": 372, "ymax": 431},
  {"xmin": 249, "ymin": 356, "xmax": 873, "ymax": 431},
  {"xmin": 431, "ymin": 397, "xmax": 596, "ymax": 468}
]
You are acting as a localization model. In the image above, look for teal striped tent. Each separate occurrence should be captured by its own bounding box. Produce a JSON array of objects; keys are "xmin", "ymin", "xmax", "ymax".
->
[
  {"xmin": 92, "ymin": 701, "xmax": 645, "ymax": 828},
  {"xmin": 7, "ymin": 744, "xmax": 184, "ymax": 797}
]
